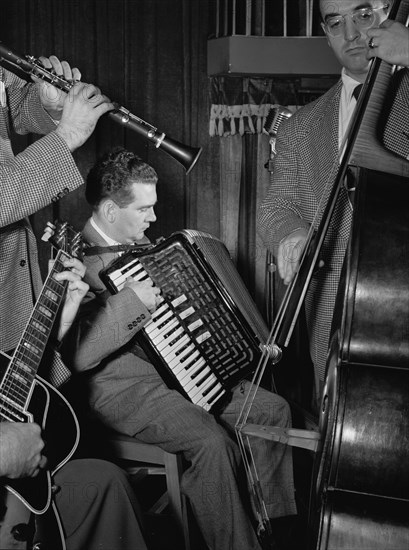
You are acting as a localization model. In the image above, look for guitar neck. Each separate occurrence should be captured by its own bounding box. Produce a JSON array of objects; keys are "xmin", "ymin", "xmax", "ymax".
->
[{"xmin": 0, "ymin": 250, "xmax": 69, "ymax": 411}]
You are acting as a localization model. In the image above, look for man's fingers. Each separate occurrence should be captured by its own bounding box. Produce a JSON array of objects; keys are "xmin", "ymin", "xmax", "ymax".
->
[
  {"xmin": 67, "ymin": 280, "xmax": 89, "ymax": 297},
  {"xmin": 60, "ymin": 60, "xmax": 73, "ymax": 81},
  {"xmin": 277, "ymin": 243, "xmax": 286, "ymax": 280},
  {"xmin": 60, "ymin": 256, "xmax": 86, "ymax": 278},
  {"xmin": 34, "ymin": 56, "xmax": 81, "ymax": 87},
  {"xmin": 378, "ymin": 19, "xmax": 393, "ymax": 30},
  {"xmin": 29, "ymin": 454, "xmax": 47, "ymax": 478},
  {"xmin": 38, "ymin": 55, "xmax": 52, "ymax": 70},
  {"xmin": 38, "ymin": 55, "xmax": 63, "ymax": 76},
  {"xmin": 71, "ymin": 67, "xmax": 81, "ymax": 82},
  {"xmin": 54, "ymin": 270, "xmax": 79, "ymax": 283},
  {"xmin": 49, "ymin": 55, "xmax": 64, "ymax": 76},
  {"xmin": 67, "ymin": 82, "xmax": 113, "ymax": 111}
]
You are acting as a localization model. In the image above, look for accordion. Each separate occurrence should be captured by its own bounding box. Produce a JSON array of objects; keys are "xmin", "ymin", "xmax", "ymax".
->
[{"xmin": 100, "ymin": 230, "xmax": 269, "ymax": 412}]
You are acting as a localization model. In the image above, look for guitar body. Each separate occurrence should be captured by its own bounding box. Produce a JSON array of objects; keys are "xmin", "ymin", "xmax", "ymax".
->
[
  {"xmin": 0, "ymin": 490, "xmax": 31, "ymax": 550},
  {"xmin": 0, "ymin": 491, "xmax": 67, "ymax": 550},
  {"xmin": 0, "ymin": 351, "xmax": 80, "ymax": 515},
  {"xmin": 34, "ymin": 500, "xmax": 68, "ymax": 550}
]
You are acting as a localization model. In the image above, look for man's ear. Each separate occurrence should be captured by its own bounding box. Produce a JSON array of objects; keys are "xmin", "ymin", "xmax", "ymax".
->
[{"xmin": 101, "ymin": 200, "xmax": 117, "ymax": 223}]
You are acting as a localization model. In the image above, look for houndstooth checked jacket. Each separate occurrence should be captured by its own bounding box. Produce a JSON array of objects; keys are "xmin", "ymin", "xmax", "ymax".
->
[
  {"xmin": 258, "ymin": 79, "xmax": 354, "ymax": 404},
  {"xmin": 258, "ymin": 68, "xmax": 408, "ymax": 405},
  {"xmin": 0, "ymin": 67, "xmax": 84, "ymax": 383}
]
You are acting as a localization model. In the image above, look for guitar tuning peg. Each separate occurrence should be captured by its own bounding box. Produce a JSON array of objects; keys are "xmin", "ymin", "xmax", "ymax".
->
[
  {"xmin": 70, "ymin": 232, "xmax": 83, "ymax": 257},
  {"xmin": 55, "ymin": 221, "xmax": 67, "ymax": 238},
  {"xmin": 41, "ymin": 221, "xmax": 56, "ymax": 242}
]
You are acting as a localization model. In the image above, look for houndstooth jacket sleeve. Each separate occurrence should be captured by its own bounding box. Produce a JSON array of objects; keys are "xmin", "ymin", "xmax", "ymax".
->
[
  {"xmin": 257, "ymin": 80, "xmax": 349, "ymax": 256},
  {"xmin": 0, "ymin": 67, "xmax": 84, "ymax": 228},
  {"xmin": 0, "ymin": 67, "xmax": 84, "ymax": 352}
]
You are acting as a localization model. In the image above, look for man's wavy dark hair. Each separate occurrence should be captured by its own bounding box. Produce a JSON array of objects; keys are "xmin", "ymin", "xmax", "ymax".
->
[{"xmin": 86, "ymin": 147, "xmax": 158, "ymax": 208}]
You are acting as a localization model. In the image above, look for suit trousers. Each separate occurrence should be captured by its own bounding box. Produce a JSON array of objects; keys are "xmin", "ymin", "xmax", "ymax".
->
[
  {"xmin": 89, "ymin": 363, "xmax": 296, "ymax": 550},
  {"xmin": 39, "ymin": 459, "xmax": 147, "ymax": 550}
]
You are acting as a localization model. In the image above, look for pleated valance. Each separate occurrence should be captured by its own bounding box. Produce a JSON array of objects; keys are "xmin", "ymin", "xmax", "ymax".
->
[{"xmin": 209, "ymin": 76, "xmax": 299, "ymax": 137}]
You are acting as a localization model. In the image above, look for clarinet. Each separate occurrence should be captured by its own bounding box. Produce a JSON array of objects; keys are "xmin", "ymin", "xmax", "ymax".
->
[{"xmin": 0, "ymin": 41, "xmax": 201, "ymax": 173}]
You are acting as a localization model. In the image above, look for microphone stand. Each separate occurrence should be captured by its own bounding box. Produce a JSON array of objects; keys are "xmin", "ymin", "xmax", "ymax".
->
[{"xmin": 263, "ymin": 106, "xmax": 292, "ymax": 327}]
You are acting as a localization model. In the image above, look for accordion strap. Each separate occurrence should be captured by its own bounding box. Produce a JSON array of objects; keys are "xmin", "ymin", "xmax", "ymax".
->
[{"xmin": 83, "ymin": 243, "xmax": 152, "ymax": 256}]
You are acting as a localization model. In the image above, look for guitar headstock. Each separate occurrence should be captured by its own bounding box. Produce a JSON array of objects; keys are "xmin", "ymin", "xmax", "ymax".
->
[{"xmin": 41, "ymin": 220, "xmax": 83, "ymax": 259}]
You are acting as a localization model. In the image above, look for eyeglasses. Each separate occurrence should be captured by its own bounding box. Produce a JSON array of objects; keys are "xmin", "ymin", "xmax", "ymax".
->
[{"xmin": 322, "ymin": 5, "xmax": 389, "ymax": 37}]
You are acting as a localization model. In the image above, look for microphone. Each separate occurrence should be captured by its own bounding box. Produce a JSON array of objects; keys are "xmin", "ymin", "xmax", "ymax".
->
[{"xmin": 263, "ymin": 106, "xmax": 292, "ymax": 172}]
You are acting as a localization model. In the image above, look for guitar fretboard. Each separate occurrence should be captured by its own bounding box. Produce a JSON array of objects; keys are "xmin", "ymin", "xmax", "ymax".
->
[{"xmin": 0, "ymin": 250, "xmax": 69, "ymax": 417}]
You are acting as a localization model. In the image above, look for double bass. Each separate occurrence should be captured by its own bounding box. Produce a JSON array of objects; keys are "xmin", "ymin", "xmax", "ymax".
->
[
  {"xmin": 310, "ymin": 0, "xmax": 409, "ymax": 548},
  {"xmin": 236, "ymin": 1, "xmax": 409, "ymax": 548}
]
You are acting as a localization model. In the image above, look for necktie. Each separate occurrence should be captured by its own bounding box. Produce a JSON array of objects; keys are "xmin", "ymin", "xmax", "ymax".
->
[{"xmin": 352, "ymin": 84, "xmax": 363, "ymax": 101}]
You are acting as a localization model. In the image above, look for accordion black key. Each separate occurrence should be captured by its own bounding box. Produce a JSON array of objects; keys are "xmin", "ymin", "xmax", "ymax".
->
[{"xmin": 99, "ymin": 230, "xmax": 269, "ymax": 412}]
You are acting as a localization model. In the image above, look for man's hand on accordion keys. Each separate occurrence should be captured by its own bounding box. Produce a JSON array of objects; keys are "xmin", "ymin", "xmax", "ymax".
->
[{"xmin": 124, "ymin": 276, "xmax": 162, "ymax": 313}]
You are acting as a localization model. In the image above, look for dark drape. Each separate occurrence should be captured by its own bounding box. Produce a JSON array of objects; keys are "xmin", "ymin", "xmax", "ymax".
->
[
  {"xmin": 0, "ymin": 0, "xmax": 220, "ymax": 278},
  {"xmin": 209, "ymin": 76, "xmax": 300, "ymax": 314}
]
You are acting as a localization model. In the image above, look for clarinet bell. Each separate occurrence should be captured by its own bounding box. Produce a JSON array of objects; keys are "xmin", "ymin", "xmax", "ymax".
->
[{"xmin": 154, "ymin": 134, "xmax": 202, "ymax": 175}]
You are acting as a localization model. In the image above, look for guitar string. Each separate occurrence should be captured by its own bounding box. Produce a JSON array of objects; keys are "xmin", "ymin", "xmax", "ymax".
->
[
  {"xmin": 1, "ymin": 223, "xmax": 82, "ymax": 422},
  {"xmin": 0, "ymin": 252, "xmax": 67, "ymax": 418},
  {"xmin": 0, "ymin": 279, "xmax": 65, "ymax": 418}
]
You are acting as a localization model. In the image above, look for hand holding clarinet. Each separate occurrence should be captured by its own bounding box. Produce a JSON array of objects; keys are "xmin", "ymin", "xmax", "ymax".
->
[
  {"xmin": 33, "ymin": 54, "xmax": 114, "ymax": 151},
  {"xmin": 0, "ymin": 42, "xmax": 201, "ymax": 171}
]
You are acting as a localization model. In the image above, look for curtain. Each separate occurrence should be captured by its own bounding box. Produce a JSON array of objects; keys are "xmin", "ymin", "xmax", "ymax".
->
[
  {"xmin": 0, "ymin": 0, "xmax": 219, "ymax": 277},
  {"xmin": 209, "ymin": 74, "xmax": 319, "ymax": 409},
  {"xmin": 209, "ymin": 75, "xmax": 300, "ymax": 315},
  {"xmin": 209, "ymin": 76, "xmax": 299, "ymax": 137},
  {"xmin": 2, "ymin": 0, "xmax": 308, "ymax": 331}
]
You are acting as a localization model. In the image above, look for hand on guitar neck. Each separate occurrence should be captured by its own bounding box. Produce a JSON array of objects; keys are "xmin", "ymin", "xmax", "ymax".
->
[
  {"xmin": 41, "ymin": 220, "xmax": 89, "ymax": 342},
  {"xmin": 0, "ymin": 221, "xmax": 83, "ymax": 515},
  {"xmin": 54, "ymin": 255, "xmax": 89, "ymax": 341}
]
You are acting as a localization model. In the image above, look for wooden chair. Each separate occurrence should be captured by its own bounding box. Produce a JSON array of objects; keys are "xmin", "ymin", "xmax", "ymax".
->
[{"xmin": 107, "ymin": 433, "xmax": 191, "ymax": 550}]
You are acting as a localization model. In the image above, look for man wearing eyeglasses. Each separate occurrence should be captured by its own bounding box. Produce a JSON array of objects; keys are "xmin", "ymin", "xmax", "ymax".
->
[{"xmin": 258, "ymin": 0, "xmax": 408, "ymax": 412}]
